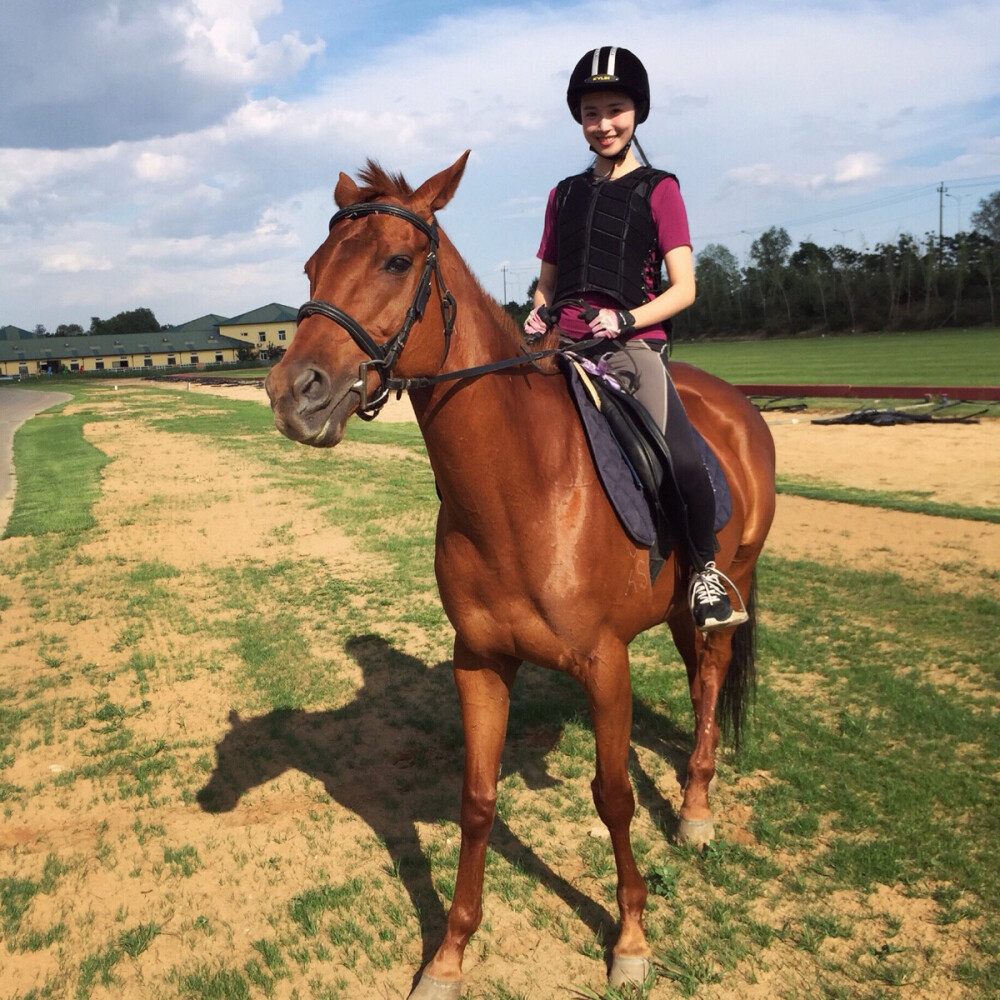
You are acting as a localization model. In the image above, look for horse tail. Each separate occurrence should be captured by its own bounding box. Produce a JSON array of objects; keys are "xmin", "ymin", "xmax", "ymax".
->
[{"xmin": 718, "ymin": 569, "xmax": 758, "ymax": 752}]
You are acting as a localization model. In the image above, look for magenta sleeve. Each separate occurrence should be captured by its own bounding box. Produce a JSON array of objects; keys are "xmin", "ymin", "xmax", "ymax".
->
[
  {"xmin": 536, "ymin": 187, "xmax": 559, "ymax": 263},
  {"xmin": 650, "ymin": 177, "xmax": 691, "ymax": 255}
]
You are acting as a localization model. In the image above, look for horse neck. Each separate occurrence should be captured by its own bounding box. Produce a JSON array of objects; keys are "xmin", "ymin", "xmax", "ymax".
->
[{"xmin": 407, "ymin": 234, "xmax": 568, "ymax": 491}]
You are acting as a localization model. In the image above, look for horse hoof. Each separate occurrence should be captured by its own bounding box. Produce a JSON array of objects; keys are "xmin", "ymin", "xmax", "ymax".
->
[
  {"xmin": 677, "ymin": 816, "xmax": 715, "ymax": 847},
  {"xmin": 609, "ymin": 955, "xmax": 652, "ymax": 988},
  {"xmin": 408, "ymin": 973, "xmax": 462, "ymax": 999}
]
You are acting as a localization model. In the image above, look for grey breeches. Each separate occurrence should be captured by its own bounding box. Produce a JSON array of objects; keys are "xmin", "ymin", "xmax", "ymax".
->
[{"xmin": 599, "ymin": 340, "xmax": 718, "ymax": 567}]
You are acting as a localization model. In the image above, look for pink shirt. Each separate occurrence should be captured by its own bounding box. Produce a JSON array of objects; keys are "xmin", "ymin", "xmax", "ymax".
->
[{"xmin": 536, "ymin": 174, "xmax": 691, "ymax": 340}]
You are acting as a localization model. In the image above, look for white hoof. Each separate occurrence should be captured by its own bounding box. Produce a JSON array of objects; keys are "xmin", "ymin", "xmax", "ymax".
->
[
  {"xmin": 408, "ymin": 973, "xmax": 462, "ymax": 999},
  {"xmin": 609, "ymin": 954, "xmax": 652, "ymax": 988},
  {"xmin": 677, "ymin": 815, "xmax": 715, "ymax": 847}
]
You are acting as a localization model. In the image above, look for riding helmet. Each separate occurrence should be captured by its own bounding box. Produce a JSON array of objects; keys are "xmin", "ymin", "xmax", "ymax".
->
[{"xmin": 566, "ymin": 46, "xmax": 650, "ymax": 124}]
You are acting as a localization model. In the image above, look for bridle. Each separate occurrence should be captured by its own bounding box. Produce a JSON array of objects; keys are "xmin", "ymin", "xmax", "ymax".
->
[
  {"xmin": 296, "ymin": 201, "xmax": 598, "ymax": 421},
  {"xmin": 297, "ymin": 201, "xmax": 457, "ymax": 420}
]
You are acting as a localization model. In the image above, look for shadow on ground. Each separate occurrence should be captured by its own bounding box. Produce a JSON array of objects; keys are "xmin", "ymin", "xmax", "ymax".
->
[{"xmin": 197, "ymin": 633, "xmax": 693, "ymax": 964}]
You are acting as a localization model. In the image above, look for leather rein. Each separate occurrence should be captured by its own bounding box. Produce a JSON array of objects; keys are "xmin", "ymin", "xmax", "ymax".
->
[{"xmin": 297, "ymin": 200, "xmax": 592, "ymax": 420}]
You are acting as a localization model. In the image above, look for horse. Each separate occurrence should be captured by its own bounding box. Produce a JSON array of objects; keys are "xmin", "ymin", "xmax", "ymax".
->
[{"xmin": 265, "ymin": 151, "xmax": 776, "ymax": 998}]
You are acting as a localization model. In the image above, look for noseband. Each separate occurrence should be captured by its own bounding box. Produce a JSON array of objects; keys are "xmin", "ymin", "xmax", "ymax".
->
[{"xmin": 297, "ymin": 202, "xmax": 457, "ymax": 420}]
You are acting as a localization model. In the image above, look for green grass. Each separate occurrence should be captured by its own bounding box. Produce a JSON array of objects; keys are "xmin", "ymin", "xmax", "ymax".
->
[
  {"xmin": 4, "ymin": 410, "xmax": 109, "ymax": 539},
  {"xmin": 672, "ymin": 327, "xmax": 1000, "ymax": 387},
  {"xmin": 777, "ymin": 477, "xmax": 1000, "ymax": 523}
]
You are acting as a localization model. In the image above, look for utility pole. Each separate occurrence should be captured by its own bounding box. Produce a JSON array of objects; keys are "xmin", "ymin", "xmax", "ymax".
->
[
  {"xmin": 938, "ymin": 182, "xmax": 946, "ymax": 251},
  {"xmin": 501, "ymin": 265, "xmax": 508, "ymax": 303}
]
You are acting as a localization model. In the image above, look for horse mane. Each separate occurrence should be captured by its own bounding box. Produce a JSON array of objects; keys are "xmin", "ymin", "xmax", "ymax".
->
[{"xmin": 355, "ymin": 160, "xmax": 413, "ymax": 201}]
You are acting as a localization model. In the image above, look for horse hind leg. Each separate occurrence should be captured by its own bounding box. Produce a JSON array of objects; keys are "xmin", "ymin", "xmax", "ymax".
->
[{"xmin": 669, "ymin": 569, "xmax": 757, "ymax": 848}]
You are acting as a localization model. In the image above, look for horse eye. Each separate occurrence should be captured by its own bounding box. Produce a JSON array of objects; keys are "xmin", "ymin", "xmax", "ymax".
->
[{"xmin": 384, "ymin": 255, "xmax": 412, "ymax": 275}]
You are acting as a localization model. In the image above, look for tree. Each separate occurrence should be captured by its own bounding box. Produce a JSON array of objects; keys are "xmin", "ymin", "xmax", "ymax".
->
[
  {"xmin": 694, "ymin": 243, "xmax": 742, "ymax": 332},
  {"xmin": 33, "ymin": 323, "xmax": 48, "ymax": 337},
  {"xmin": 789, "ymin": 242, "xmax": 834, "ymax": 330},
  {"xmin": 749, "ymin": 227, "xmax": 793, "ymax": 331},
  {"xmin": 90, "ymin": 308, "xmax": 161, "ymax": 337},
  {"xmin": 55, "ymin": 323, "xmax": 85, "ymax": 337},
  {"xmin": 970, "ymin": 191, "xmax": 1000, "ymax": 244}
]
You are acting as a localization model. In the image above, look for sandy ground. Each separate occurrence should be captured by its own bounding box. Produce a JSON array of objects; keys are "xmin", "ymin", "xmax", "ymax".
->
[
  {"xmin": 144, "ymin": 378, "xmax": 1000, "ymax": 595},
  {"xmin": 0, "ymin": 379, "xmax": 996, "ymax": 1000}
]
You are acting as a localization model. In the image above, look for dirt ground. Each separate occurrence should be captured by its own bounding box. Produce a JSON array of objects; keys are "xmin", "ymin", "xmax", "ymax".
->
[
  {"xmin": 147, "ymin": 379, "xmax": 1000, "ymax": 597},
  {"xmin": 1, "ymin": 379, "xmax": 997, "ymax": 999}
]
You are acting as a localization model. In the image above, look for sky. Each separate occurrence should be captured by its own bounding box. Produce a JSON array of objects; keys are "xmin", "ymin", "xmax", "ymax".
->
[{"xmin": 2, "ymin": 0, "xmax": 998, "ymax": 331}]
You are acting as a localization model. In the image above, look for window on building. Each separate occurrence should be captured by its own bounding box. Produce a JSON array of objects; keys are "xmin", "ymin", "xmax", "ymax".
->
[
  {"xmin": 118, "ymin": 358, "xmax": 129, "ymax": 369},
  {"xmin": 214, "ymin": 353, "xmax": 224, "ymax": 363},
  {"xmin": 167, "ymin": 355, "xmax": 176, "ymax": 366},
  {"xmin": 190, "ymin": 354, "xmax": 199, "ymax": 365},
  {"xmin": 277, "ymin": 330, "xmax": 286, "ymax": 341},
  {"xmin": 95, "ymin": 360, "xmax": 105, "ymax": 370},
  {"xmin": 144, "ymin": 357, "xmax": 153, "ymax": 367},
  {"xmin": 258, "ymin": 331, "xmax": 267, "ymax": 343},
  {"xmin": 70, "ymin": 362, "xmax": 80, "ymax": 372},
  {"xmin": 18, "ymin": 364, "xmax": 28, "ymax": 375}
]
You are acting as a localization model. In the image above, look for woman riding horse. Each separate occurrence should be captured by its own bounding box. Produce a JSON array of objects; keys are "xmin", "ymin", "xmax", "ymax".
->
[{"xmin": 525, "ymin": 46, "xmax": 744, "ymax": 632}]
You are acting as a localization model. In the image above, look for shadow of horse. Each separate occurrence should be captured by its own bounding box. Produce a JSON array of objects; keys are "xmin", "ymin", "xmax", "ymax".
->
[{"xmin": 196, "ymin": 634, "xmax": 693, "ymax": 963}]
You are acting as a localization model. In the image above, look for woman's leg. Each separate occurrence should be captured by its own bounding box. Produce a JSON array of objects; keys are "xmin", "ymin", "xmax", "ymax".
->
[{"xmin": 603, "ymin": 341, "xmax": 717, "ymax": 568}]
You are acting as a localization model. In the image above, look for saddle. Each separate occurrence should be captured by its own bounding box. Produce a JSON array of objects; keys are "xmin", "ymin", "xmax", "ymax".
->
[{"xmin": 562, "ymin": 358, "xmax": 732, "ymax": 583}]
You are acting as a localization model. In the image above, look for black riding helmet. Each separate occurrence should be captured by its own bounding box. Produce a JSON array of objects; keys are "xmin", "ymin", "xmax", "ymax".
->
[{"xmin": 566, "ymin": 46, "xmax": 650, "ymax": 124}]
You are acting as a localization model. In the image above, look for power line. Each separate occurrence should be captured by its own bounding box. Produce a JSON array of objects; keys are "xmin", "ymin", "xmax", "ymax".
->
[{"xmin": 694, "ymin": 174, "xmax": 1000, "ymax": 244}]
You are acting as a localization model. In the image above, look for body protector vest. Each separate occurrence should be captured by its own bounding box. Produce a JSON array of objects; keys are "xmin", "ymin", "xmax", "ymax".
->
[{"xmin": 552, "ymin": 167, "xmax": 677, "ymax": 310}]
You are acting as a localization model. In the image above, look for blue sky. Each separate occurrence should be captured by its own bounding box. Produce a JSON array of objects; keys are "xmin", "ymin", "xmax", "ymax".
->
[{"xmin": 1, "ymin": 0, "xmax": 998, "ymax": 330}]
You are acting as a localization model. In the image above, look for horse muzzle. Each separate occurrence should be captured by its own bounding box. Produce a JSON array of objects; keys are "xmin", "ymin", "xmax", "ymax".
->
[{"xmin": 265, "ymin": 360, "xmax": 357, "ymax": 447}]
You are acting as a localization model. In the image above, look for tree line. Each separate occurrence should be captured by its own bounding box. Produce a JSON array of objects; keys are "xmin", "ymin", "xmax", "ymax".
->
[
  {"xmin": 31, "ymin": 308, "xmax": 161, "ymax": 339},
  {"xmin": 504, "ymin": 190, "xmax": 1000, "ymax": 338}
]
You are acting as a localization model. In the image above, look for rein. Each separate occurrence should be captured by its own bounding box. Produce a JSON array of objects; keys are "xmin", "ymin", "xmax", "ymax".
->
[{"xmin": 297, "ymin": 203, "xmax": 598, "ymax": 418}]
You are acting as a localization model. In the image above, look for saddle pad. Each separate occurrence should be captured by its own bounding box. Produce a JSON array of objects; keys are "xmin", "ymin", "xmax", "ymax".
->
[{"xmin": 565, "ymin": 364, "xmax": 732, "ymax": 550}]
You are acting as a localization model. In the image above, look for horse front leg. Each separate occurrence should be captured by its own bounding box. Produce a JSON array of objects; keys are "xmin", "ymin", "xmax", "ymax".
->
[
  {"xmin": 409, "ymin": 640, "xmax": 519, "ymax": 1000},
  {"xmin": 585, "ymin": 641, "xmax": 652, "ymax": 988}
]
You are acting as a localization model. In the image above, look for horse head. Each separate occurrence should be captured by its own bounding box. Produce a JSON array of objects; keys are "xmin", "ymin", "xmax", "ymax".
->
[{"xmin": 266, "ymin": 151, "xmax": 470, "ymax": 446}]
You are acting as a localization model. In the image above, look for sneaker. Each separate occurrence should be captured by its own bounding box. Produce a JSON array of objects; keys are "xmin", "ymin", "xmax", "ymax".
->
[{"xmin": 688, "ymin": 563, "xmax": 749, "ymax": 632}]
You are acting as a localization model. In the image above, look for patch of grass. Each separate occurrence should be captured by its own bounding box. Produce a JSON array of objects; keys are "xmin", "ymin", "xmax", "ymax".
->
[
  {"xmin": 777, "ymin": 476, "xmax": 999, "ymax": 523},
  {"xmin": 4, "ymin": 411, "xmax": 109, "ymax": 539},
  {"xmin": 164, "ymin": 844, "xmax": 202, "ymax": 877},
  {"xmin": 177, "ymin": 965, "xmax": 252, "ymax": 999}
]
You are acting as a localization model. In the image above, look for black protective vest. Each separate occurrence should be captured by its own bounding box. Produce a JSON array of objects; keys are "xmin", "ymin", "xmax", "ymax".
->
[{"xmin": 552, "ymin": 167, "xmax": 677, "ymax": 310}]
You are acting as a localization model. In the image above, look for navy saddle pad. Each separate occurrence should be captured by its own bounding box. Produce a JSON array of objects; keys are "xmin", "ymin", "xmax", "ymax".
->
[{"xmin": 564, "ymin": 363, "xmax": 732, "ymax": 553}]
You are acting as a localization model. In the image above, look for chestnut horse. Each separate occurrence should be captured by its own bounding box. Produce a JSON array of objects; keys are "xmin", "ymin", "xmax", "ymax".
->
[{"xmin": 265, "ymin": 152, "xmax": 775, "ymax": 998}]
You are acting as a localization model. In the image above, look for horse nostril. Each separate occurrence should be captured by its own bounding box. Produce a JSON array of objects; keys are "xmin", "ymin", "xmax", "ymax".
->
[{"xmin": 293, "ymin": 366, "xmax": 331, "ymax": 415}]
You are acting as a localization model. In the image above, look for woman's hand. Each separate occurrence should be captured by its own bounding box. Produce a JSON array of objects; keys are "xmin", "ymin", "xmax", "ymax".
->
[
  {"xmin": 587, "ymin": 308, "xmax": 635, "ymax": 338},
  {"xmin": 523, "ymin": 306, "xmax": 548, "ymax": 336}
]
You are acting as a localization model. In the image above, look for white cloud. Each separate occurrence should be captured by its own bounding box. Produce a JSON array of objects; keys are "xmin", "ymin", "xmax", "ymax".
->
[
  {"xmin": 1, "ymin": 0, "xmax": 997, "ymax": 327},
  {"xmin": 173, "ymin": 0, "xmax": 325, "ymax": 83},
  {"xmin": 41, "ymin": 247, "xmax": 113, "ymax": 274},
  {"xmin": 833, "ymin": 153, "xmax": 884, "ymax": 185},
  {"xmin": 134, "ymin": 152, "xmax": 191, "ymax": 183}
]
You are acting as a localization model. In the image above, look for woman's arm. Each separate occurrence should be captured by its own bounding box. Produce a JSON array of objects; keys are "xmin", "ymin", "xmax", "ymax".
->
[
  {"xmin": 533, "ymin": 260, "xmax": 558, "ymax": 308},
  {"xmin": 588, "ymin": 245, "xmax": 696, "ymax": 337},
  {"xmin": 628, "ymin": 245, "xmax": 696, "ymax": 328}
]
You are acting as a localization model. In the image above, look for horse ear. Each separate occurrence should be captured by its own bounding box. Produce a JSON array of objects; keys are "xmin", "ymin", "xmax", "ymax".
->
[
  {"xmin": 413, "ymin": 150, "xmax": 471, "ymax": 213},
  {"xmin": 334, "ymin": 172, "xmax": 361, "ymax": 208}
]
